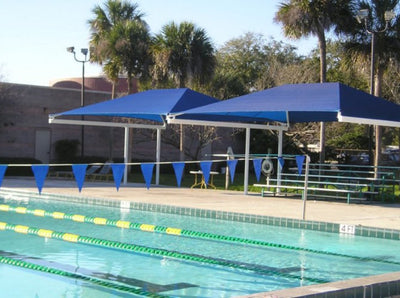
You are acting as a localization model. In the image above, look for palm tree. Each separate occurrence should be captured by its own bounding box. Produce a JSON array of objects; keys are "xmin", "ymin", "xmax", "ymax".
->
[
  {"xmin": 151, "ymin": 21, "xmax": 216, "ymax": 160},
  {"xmin": 274, "ymin": 0, "xmax": 354, "ymax": 163},
  {"xmin": 151, "ymin": 21, "xmax": 216, "ymax": 88},
  {"xmin": 88, "ymin": 0, "xmax": 149, "ymax": 96},
  {"xmin": 343, "ymin": 0, "xmax": 400, "ymax": 173}
]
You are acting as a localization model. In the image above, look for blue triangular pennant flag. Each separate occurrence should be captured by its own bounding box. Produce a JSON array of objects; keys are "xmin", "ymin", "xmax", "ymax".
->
[
  {"xmin": 200, "ymin": 161, "xmax": 212, "ymax": 186},
  {"xmin": 72, "ymin": 164, "xmax": 88, "ymax": 192},
  {"xmin": 278, "ymin": 157, "xmax": 285, "ymax": 170},
  {"xmin": 172, "ymin": 162, "xmax": 185, "ymax": 187},
  {"xmin": 31, "ymin": 165, "xmax": 49, "ymax": 194},
  {"xmin": 296, "ymin": 155, "xmax": 305, "ymax": 175},
  {"xmin": 111, "ymin": 164, "xmax": 125, "ymax": 191},
  {"xmin": 227, "ymin": 159, "xmax": 238, "ymax": 183},
  {"xmin": 0, "ymin": 165, "xmax": 7, "ymax": 188},
  {"xmin": 253, "ymin": 159, "xmax": 263, "ymax": 182},
  {"xmin": 141, "ymin": 163, "xmax": 154, "ymax": 190}
]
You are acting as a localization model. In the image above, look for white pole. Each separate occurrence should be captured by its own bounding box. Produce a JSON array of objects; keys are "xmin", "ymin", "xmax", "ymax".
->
[
  {"xmin": 244, "ymin": 127, "xmax": 250, "ymax": 195},
  {"xmin": 123, "ymin": 127, "xmax": 129, "ymax": 185},
  {"xmin": 277, "ymin": 129, "xmax": 283, "ymax": 193},
  {"xmin": 156, "ymin": 128, "xmax": 161, "ymax": 185},
  {"xmin": 302, "ymin": 155, "xmax": 311, "ymax": 220}
]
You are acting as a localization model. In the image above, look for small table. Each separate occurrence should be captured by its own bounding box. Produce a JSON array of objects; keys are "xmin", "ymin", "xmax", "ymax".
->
[{"xmin": 190, "ymin": 170, "xmax": 219, "ymax": 189}]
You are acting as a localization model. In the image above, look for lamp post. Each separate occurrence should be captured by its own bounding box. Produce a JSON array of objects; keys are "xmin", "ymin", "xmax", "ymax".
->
[
  {"xmin": 67, "ymin": 46, "xmax": 89, "ymax": 157},
  {"xmin": 356, "ymin": 9, "xmax": 395, "ymax": 173}
]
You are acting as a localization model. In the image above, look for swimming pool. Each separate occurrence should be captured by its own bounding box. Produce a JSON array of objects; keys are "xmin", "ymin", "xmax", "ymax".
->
[{"xmin": 0, "ymin": 191, "xmax": 399, "ymax": 297}]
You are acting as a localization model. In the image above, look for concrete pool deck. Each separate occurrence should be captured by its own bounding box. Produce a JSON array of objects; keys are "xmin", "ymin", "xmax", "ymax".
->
[{"xmin": 1, "ymin": 177, "xmax": 399, "ymax": 230}]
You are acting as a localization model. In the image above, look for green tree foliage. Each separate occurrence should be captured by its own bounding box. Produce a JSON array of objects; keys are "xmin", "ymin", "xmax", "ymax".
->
[
  {"xmin": 88, "ymin": 0, "xmax": 150, "ymax": 96},
  {"xmin": 207, "ymin": 33, "xmax": 304, "ymax": 99},
  {"xmin": 274, "ymin": 0, "xmax": 354, "ymax": 83},
  {"xmin": 275, "ymin": 0, "xmax": 355, "ymax": 164},
  {"xmin": 340, "ymin": 0, "xmax": 400, "ymax": 169},
  {"xmin": 151, "ymin": 21, "xmax": 216, "ymax": 88}
]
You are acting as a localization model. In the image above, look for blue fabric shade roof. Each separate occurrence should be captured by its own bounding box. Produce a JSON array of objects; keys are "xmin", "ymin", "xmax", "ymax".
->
[
  {"xmin": 174, "ymin": 83, "xmax": 400, "ymax": 126},
  {"xmin": 53, "ymin": 88, "xmax": 219, "ymax": 123}
]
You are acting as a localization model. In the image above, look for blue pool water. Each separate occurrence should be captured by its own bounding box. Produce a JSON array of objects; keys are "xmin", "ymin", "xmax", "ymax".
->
[{"xmin": 0, "ymin": 194, "xmax": 399, "ymax": 297}]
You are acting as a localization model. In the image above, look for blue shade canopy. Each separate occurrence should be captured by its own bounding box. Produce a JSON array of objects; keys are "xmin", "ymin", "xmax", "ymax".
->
[
  {"xmin": 52, "ymin": 88, "xmax": 218, "ymax": 123},
  {"xmin": 173, "ymin": 83, "xmax": 400, "ymax": 127}
]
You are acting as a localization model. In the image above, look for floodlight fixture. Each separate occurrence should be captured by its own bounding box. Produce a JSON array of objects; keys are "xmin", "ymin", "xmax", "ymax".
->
[
  {"xmin": 356, "ymin": 9, "xmax": 369, "ymax": 23},
  {"xmin": 81, "ymin": 48, "xmax": 88, "ymax": 56},
  {"xmin": 385, "ymin": 10, "xmax": 396, "ymax": 22}
]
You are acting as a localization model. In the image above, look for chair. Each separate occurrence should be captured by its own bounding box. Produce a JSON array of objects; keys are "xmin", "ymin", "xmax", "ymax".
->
[
  {"xmin": 86, "ymin": 165, "xmax": 101, "ymax": 175},
  {"xmin": 88, "ymin": 163, "xmax": 113, "ymax": 181}
]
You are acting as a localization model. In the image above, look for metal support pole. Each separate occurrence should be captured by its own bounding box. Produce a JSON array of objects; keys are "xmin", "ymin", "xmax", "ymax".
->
[
  {"xmin": 244, "ymin": 127, "xmax": 250, "ymax": 195},
  {"xmin": 80, "ymin": 60, "xmax": 85, "ymax": 157},
  {"xmin": 123, "ymin": 127, "xmax": 129, "ymax": 185},
  {"xmin": 156, "ymin": 128, "xmax": 161, "ymax": 185},
  {"xmin": 302, "ymin": 155, "xmax": 311, "ymax": 220},
  {"xmin": 277, "ymin": 129, "xmax": 283, "ymax": 193}
]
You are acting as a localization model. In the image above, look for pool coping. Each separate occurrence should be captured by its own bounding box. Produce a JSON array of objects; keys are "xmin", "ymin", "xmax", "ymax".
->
[
  {"xmin": 1, "ymin": 188, "xmax": 399, "ymax": 241},
  {"xmin": 241, "ymin": 271, "xmax": 400, "ymax": 298}
]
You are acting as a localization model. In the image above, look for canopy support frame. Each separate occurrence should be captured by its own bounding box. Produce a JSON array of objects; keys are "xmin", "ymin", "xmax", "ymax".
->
[{"xmin": 49, "ymin": 117, "xmax": 166, "ymax": 185}]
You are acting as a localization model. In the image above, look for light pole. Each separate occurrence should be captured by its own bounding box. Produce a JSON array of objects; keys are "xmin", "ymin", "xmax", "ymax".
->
[
  {"xmin": 356, "ymin": 9, "xmax": 395, "ymax": 172},
  {"xmin": 67, "ymin": 46, "xmax": 89, "ymax": 157}
]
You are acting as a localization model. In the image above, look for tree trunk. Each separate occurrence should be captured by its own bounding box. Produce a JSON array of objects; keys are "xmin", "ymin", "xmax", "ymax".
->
[
  {"xmin": 179, "ymin": 77, "xmax": 185, "ymax": 161},
  {"xmin": 374, "ymin": 65, "xmax": 384, "ymax": 178},
  {"xmin": 127, "ymin": 73, "xmax": 132, "ymax": 94},
  {"xmin": 180, "ymin": 124, "xmax": 185, "ymax": 161}
]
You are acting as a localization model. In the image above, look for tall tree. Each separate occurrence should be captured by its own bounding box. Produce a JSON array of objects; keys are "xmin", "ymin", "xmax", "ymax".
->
[
  {"xmin": 214, "ymin": 33, "xmax": 302, "ymax": 95},
  {"xmin": 88, "ymin": 0, "xmax": 149, "ymax": 96},
  {"xmin": 151, "ymin": 21, "xmax": 216, "ymax": 160},
  {"xmin": 274, "ymin": 0, "xmax": 354, "ymax": 163},
  {"xmin": 151, "ymin": 21, "xmax": 216, "ymax": 88},
  {"xmin": 342, "ymin": 0, "xmax": 400, "ymax": 173}
]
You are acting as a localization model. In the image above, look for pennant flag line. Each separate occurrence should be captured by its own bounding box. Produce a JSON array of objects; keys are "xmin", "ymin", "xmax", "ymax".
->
[
  {"xmin": 200, "ymin": 161, "xmax": 212, "ymax": 186},
  {"xmin": 72, "ymin": 164, "xmax": 88, "ymax": 192},
  {"xmin": 253, "ymin": 159, "xmax": 262, "ymax": 182},
  {"xmin": 226, "ymin": 159, "xmax": 238, "ymax": 183},
  {"xmin": 172, "ymin": 162, "xmax": 185, "ymax": 187},
  {"xmin": 111, "ymin": 164, "xmax": 125, "ymax": 191},
  {"xmin": 141, "ymin": 163, "xmax": 155, "ymax": 190},
  {"xmin": 278, "ymin": 157, "xmax": 285, "ymax": 170},
  {"xmin": 0, "ymin": 165, "xmax": 7, "ymax": 188},
  {"xmin": 296, "ymin": 155, "xmax": 305, "ymax": 175},
  {"xmin": 31, "ymin": 165, "xmax": 49, "ymax": 194}
]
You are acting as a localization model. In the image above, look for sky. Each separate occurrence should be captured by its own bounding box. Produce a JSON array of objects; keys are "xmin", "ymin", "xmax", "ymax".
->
[{"xmin": 0, "ymin": 0, "xmax": 318, "ymax": 86}]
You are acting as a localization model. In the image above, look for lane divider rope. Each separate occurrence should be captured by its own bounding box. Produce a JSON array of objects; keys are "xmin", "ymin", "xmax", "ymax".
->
[
  {"xmin": 0, "ymin": 255, "xmax": 168, "ymax": 297},
  {"xmin": 2, "ymin": 204, "xmax": 400, "ymax": 267},
  {"xmin": 0, "ymin": 221, "xmax": 328, "ymax": 284}
]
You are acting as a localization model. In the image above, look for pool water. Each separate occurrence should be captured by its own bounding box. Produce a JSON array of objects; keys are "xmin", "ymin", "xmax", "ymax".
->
[{"xmin": 0, "ymin": 194, "xmax": 399, "ymax": 297}]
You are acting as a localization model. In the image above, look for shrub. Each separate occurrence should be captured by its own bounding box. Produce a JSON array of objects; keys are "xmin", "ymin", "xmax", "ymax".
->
[{"xmin": 54, "ymin": 139, "xmax": 80, "ymax": 163}]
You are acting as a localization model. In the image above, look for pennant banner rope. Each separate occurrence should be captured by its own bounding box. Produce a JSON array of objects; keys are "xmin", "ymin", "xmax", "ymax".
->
[
  {"xmin": 253, "ymin": 159, "xmax": 263, "ymax": 182},
  {"xmin": 141, "ymin": 164, "xmax": 155, "ymax": 190},
  {"xmin": 200, "ymin": 161, "xmax": 212, "ymax": 186},
  {"xmin": 172, "ymin": 162, "xmax": 185, "ymax": 187},
  {"xmin": 226, "ymin": 159, "xmax": 238, "ymax": 184},
  {"xmin": 296, "ymin": 156, "xmax": 305, "ymax": 176},
  {"xmin": 72, "ymin": 164, "xmax": 88, "ymax": 193},
  {"xmin": 278, "ymin": 157, "xmax": 285, "ymax": 170},
  {"xmin": 111, "ymin": 164, "xmax": 125, "ymax": 191},
  {"xmin": 31, "ymin": 165, "xmax": 49, "ymax": 194},
  {"xmin": 0, "ymin": 165, "xmax": 7, "ymax": 188}
]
